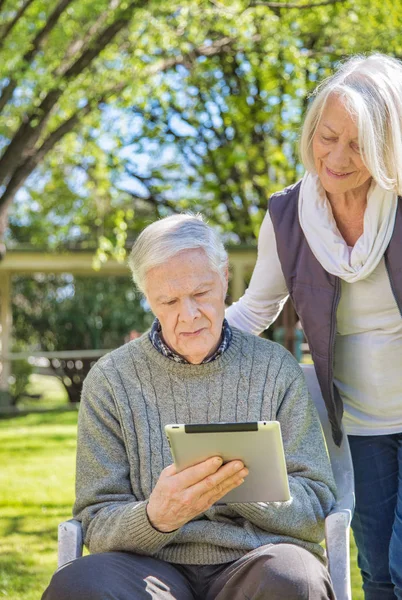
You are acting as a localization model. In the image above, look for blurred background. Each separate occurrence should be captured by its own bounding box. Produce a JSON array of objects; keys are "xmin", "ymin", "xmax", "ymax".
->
[{"xmin": 0, "ymin": 0, "xmax": 401, "ymax": 597}]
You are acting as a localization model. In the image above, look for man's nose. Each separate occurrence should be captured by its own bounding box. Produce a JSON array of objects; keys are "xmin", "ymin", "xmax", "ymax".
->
[{"xmin": 179, "ymin": 298, "xmax": 200, "ymax": 321}]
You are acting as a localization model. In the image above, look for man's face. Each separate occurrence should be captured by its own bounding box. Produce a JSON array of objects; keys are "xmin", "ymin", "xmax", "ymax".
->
[{"xmin": 145, "ymin": 248, "xmax": 228, "ymax": 364}]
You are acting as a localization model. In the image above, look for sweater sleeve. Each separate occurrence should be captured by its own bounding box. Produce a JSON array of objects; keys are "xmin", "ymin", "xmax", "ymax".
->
[
  {"xmin": 231, "ymin": 359, "xmax": 337, "ymax": 544},
  {"xmin": 225, "ymin": 210, "xmax": 289, "ymax": 334},
  {"xmin": 73, "ymin": 364, "xmax": 180, "ymax": 555}
]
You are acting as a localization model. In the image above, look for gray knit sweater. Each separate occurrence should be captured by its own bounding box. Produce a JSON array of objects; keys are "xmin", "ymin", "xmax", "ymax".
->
[{"xmin": 73, "ymin": 327, "xmax": 336, "ymax": 564}]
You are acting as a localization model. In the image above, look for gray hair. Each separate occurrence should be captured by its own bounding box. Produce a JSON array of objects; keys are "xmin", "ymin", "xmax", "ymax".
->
[
  {"xmin": 128, "ymin": 213, "xmax": 228, "ymax": 294},
  {"xmin": 300, "ymin": 53, "xmax": 402, "ymax": 194}
]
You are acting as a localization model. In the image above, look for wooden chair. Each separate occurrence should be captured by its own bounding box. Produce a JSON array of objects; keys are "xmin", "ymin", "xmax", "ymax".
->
[{"xmin": 58, "ymin": 363, "xmax": 355, "ymax": 599}]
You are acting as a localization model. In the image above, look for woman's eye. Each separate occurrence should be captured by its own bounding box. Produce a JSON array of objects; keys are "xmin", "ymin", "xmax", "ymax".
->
[
  {"xmin": 321, "ymin": 136, "xmax": 335, "ymax": 142},
  {"xmin": 195, "ymin": 291, "xmax": 208, "ymax": 297},
  {"xmin": 351, "ymin": 143, "xmax": 361, "ymax": 152}
]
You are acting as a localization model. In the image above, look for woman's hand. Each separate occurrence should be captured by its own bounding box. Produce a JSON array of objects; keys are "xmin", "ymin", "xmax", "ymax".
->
[{"xmin": 146, "ymin": 457, "xmax": 248, "ymax": 532}]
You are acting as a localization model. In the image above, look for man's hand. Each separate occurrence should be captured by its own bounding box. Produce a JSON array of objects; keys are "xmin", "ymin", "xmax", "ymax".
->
[{"xmin": 146, "ymin": 457, "xmax": 248, "ymax": 532}]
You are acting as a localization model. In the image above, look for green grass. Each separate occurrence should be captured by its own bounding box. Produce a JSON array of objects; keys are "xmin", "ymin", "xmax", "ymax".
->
[
  {"xmin": 0, "ymin": 412, "xmax": 77, "ymax": 600},
  {"xmin": 0, "ymin": 411, "xmax": 364, "ymax": 600}
]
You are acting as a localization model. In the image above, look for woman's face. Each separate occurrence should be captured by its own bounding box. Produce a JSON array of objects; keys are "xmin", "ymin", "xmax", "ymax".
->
[{"xmin": 312, "ymin": 94, "xmax": 372, "ymax": 198}]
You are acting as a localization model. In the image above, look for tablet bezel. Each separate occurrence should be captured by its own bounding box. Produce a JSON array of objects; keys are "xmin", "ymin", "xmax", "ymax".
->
[{"xmin": 164, "ymin": 420, "xmax": 290, "ymax": 503}]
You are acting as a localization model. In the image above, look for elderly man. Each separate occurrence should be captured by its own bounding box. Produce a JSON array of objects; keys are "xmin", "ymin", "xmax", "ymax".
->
[{"xmin": 43, "ymin": 214, "xmax": 336, "ymax": 600}]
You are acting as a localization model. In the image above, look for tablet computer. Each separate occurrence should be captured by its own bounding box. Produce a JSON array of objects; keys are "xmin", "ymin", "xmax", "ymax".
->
[{"xmin": 164, "ymin": 421, "xmax": 290, "ymax": 504}]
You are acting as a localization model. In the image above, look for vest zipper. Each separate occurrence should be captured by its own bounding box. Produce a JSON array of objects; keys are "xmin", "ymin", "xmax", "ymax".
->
[
  {"xmin": 384, "ymin": 255, "xmax": 402, "ymax": 318},
  {"xmin": 328, "ymin": 277, "xmax": 341, "ymax": 417}
]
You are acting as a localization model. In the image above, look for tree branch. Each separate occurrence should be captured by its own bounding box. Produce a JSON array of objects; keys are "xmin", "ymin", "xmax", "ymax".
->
[
  {"xmin": 126, "ymin": 187, "xmax": 181, "ymax": 217},
  {"xmin": 0, "ymin": 13, "xmax": 260, "ymax": 234},
  {"xmin": 1, "ymin": 99, "xmax": 115, "ymax": 240},
  {"xmin": 87, "ymin": 33, "xmax": 247, "ymax": 102},
  {"xmin": 0, "ymin": 15, "xmax": 240, "ymax": 198},
  {"xmin": 249, "ymin": 0, "xmax": 345, "ymax": 7},
  {"xmin": 55, "ymin": 0, "xmax": 121, "ymax": 76},
  {"xmin": 0, "ymin": 0, "xmax": 36, "ymax": 49},
  {"xmin": 0, "ymin": 69, "xmax": 140, "ymax": 237},
  {"xmin": 2, "ymin": 105, "xmax": 90, "ymax": 198},
  {"xmin": 147, "ymin": 35, "xmax": 240, "ymax": 75},
  {"xmin": 0, "ymin": 0, "xmax": 143, "ymax": 193},
  {"xmin": 0, "ymin": 0, "xmax": 74, "ymax": 114},
  {"xmin": 58, "ymin": 0, "xmax": 143, "ymax": 79}
]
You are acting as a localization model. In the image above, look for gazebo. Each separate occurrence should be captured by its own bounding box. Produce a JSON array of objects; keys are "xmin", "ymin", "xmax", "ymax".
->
[{"xmin": 0, "ymin": 246, "xmax": 259, "ymax": 405}]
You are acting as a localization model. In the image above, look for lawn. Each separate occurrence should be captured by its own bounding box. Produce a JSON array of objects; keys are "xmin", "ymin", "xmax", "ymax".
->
[
  {"xmin": 0, "ymin": 411, "xmax": 77, "ymax": 600},
  {"xmin": 0, "ymin": 410, "xmax": 363, "ymax": 600}
]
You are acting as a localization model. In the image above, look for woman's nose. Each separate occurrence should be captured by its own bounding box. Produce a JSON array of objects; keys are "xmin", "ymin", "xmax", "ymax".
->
[{"xmin": 328, "ymin": 142, "xmax": 351, "ymax": 169}]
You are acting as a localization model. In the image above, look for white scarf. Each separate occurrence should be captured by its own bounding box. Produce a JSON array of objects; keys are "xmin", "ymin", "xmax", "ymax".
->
[{"xmin": 298, "ymin": 172, "xmax": 398, "ymax": 283}]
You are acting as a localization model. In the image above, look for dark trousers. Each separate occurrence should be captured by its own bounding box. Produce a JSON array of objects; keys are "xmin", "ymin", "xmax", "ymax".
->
[
  {"xmin": 42, "ymin": 543, "xmax": 334, "ymax": 600},
  {"xmin": 349, "ymin": 433, "xmax": 402, "ymax": 600}
]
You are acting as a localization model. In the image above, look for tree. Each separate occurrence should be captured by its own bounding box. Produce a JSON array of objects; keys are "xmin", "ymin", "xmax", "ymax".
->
[
  {"xmin": 115, "ymin": 0, "xmax": 402, "ymax": 243},
  {"xmin": 12, "ymin": 273, "xmax": 153, "ymax": 402},
  {"xmin": 0, "ymin": 0, "xmax": 147, "ymax": 255},
  {"xmin": 5, "ymin": 0, "xmax": 402, "ymax": 258},
  {"xmin": 7, "ymin": 0, "xmax": 401, "ymax": 254},
  {"xmin": 0, "ymin": 0, "xmax": 247, "ymax": 256}
]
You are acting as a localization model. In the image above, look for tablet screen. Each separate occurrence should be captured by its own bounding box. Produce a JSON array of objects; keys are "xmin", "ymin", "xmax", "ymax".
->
[{"xmin": 165, "ymin": 421, "xmax": 290, "ymax": 503}]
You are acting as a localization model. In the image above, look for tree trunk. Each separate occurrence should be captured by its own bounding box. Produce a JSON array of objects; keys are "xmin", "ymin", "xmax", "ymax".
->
[{"xmin": 50, "ymin": 357, "xmax": 95, "ymax": 404}]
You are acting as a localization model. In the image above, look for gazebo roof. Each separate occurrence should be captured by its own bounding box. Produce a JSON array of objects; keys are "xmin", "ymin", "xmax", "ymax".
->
[{"xmin": 0, "ymin": 245, "xmax": 257, "ymax": 275}]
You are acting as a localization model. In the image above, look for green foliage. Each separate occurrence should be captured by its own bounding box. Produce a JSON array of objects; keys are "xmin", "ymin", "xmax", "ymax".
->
[
  {"xmin": 13, "ymin": 274, "xmax": 151, "ymax": 351},
  {"xmin": 0, "ymin": 0, "xmax": 157, "ymax": 254},
  {"xmin": 9, "ymin": 359, "xmax": 33, "ymax": 404},
  {"xmin": 4, "ymin": 0, "xmax": 402, "ymax": 254},
  {"xmin": 11, "ymin": 273, "xmax": 153, "ymax": 402},
  {"xmin": 113, "ymin": 0, "xmax": 402, "ymax": 243}
]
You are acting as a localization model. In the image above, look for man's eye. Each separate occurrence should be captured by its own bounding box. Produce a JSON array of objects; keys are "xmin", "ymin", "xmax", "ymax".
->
[
  {"xmin": 195, "ymin": 291, "xmax": 208, "ymax": 297},
  {"xmin": 165, "ymin": 300, "xmax": 176, "ymax": 306}
]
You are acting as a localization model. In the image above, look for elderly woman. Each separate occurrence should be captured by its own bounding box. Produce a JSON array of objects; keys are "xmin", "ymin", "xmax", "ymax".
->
[
  {"xmin": 43, "ymin": 214, "xmax": 336, "ymax": 600},
  {"xmin": 226, "ymin": 53, "xmax": 402, "ymax": 600}
]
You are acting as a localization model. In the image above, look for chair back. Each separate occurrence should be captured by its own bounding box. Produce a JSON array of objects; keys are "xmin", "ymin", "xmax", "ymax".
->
[{"xmin": 300, "ymin": 364, "xmax": 354, "ymax": 514}]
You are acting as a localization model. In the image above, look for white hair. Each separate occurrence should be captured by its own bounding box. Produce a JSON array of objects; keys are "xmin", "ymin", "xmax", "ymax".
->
[
  {"xmin": 300, "ymin": 53, "xmax": 402, "ymax": 194},
  {"xmin": 128, "ymin": 213, "xmax": 228, "ymax": 294}
]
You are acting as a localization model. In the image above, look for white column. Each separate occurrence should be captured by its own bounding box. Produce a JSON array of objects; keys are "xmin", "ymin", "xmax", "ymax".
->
[
  {"xmin": 230, "ymin": 262, "xmax": 245, "ymax": 302},
  {"xmin": 0, "ymin": 272, "xmax": 12, "ymax": 393}
]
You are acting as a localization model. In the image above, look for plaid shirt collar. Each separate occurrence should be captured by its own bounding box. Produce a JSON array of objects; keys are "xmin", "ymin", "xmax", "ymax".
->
[{"xmin": 149, "ymin": 318, "xmax": 232, "ymax": 364}]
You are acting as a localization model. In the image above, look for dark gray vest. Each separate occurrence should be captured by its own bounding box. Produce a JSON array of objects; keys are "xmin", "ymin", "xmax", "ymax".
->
[{"xmin": 269, "ymin": 181, "xmax": 402, "ymax": 446}]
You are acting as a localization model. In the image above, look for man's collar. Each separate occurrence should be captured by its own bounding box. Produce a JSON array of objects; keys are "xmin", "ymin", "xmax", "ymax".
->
[{"xmin": 149, "ymin": 318, "xmax": 232, "ymax": 364}]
